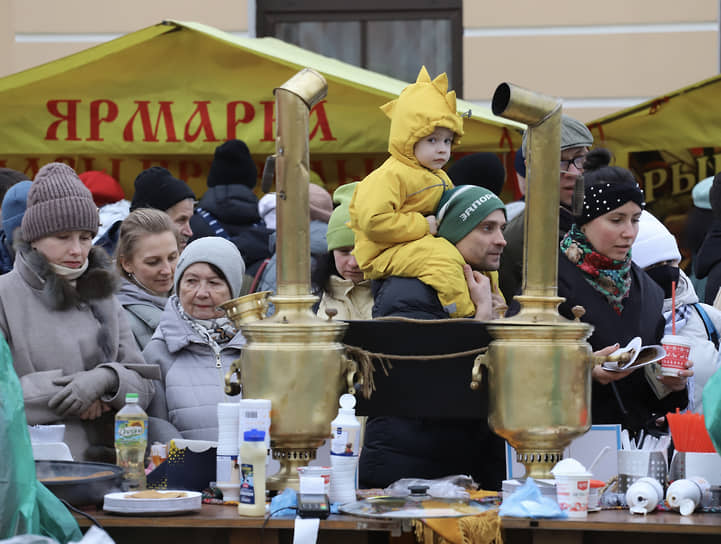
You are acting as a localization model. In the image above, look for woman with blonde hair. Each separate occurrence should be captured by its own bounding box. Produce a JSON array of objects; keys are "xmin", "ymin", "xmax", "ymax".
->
[{"xmin": 116, "ymin": 208, "xmax": 180, "ymax": 349}]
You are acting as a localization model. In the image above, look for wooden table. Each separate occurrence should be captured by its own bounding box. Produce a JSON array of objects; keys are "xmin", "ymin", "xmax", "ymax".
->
[
  {"xmin": 74, "ymin": 504, "xmax": 404, "ymax": 544},
  {"xmin": 76, "ymin": 505, "xmax": 721, "ymax": 544},
  {"xmin": 500, "ymin": 509, "xmax": 721, "ymax": 544}
]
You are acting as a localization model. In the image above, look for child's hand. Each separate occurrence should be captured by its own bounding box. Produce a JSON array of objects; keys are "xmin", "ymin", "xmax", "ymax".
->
[{"xmin": 426, "ymin": 215, "xmax": 438, "ymax": 235}]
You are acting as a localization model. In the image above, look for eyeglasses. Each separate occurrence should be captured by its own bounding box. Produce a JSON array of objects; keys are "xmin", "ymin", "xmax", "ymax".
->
[{"xmin": 560, "ymin": 156, "xmax": 586, "ymax": 172}]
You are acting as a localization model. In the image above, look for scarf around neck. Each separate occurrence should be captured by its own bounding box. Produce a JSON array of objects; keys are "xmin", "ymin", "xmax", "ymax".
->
[
  {"xmin": 560, "ymin": 224, "xmax": 632, "ymax": 315},
  {"xmin": 173, "ymin": 295, "xmax": 238, "ymax": 348},
  {"xmin": 49, "ymin": 259, "xmax": 89, "ymax": 285}
]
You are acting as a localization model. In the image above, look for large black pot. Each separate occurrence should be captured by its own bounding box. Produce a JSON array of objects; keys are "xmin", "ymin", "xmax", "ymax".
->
[{"xmin": 35, "ymin": 460, "xmax": 124, "ymax": 507}]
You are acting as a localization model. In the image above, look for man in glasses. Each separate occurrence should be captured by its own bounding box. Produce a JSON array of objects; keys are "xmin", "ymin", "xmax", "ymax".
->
[{"xmin": 498, "ymin": 114, "xmax": 593, "ymax": 302}]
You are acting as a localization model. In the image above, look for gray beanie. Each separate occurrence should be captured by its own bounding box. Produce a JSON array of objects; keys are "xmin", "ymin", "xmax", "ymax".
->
[
  {"xmin": 22, "ymin": 162, "xmax": 99, "ymax": 242},
  {"xmin": 521, "ymin": 114, "xmax": 594, "ymax": 158},
  {"xmin": 174, "ymin": 237, "xmax": 245, "ymax": 298}
]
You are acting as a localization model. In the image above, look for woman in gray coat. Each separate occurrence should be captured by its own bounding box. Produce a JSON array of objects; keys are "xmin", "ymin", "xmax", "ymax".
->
[
  {"xmin": 115, "ymin": 209, "xmax": 180, "ymax": 350},
  {"xmin": 144, "ymin": 237, "xmax": 246, "ymax": 441},
  {"xmin": 0, "ymin": 163, "xmax": 156, "ymax": 462}
]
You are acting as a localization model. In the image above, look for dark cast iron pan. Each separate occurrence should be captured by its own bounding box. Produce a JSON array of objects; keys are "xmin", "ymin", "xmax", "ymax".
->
[{"xmin": 35, "ymin": 460, "xmax": 124, "ymax": 507}]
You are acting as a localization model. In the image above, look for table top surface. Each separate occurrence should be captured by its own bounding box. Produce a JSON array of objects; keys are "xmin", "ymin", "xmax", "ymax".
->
[
  {"xmin": 76, "ymin": 504, "xmax": 402, "ymax": 531},
  {"xmin": 501, "ymin": 509, "xmax": 721, "ymax": 534},
  {"xmin": 75, "ymin": 504, "xmax": 721, "ymax": 534}
]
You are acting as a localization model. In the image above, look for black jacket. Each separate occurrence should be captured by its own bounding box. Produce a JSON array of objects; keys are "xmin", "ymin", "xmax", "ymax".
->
[
  {"xmin": 695, "ymin": 219, "xmax": 721, "ymax": 304},
  {"xmin": 556, "ymin": 255, "xmax": 688, "ymax": 433},
  {"xmin": 499, "ymin": 205, "xmax": 575, "ymax": 303},
  {"xmin": 358, "ymin": 277, "xmax": 506, "ymax": 491},
  {"xmin": 189, "ymin": 184, "xmax": 272, "ymax": 275}
]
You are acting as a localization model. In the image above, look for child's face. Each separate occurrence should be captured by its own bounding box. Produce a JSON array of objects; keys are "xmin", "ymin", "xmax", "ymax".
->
[{"xmin": 414, "ymin": 127, "xmax": 454, "ymax": 170}]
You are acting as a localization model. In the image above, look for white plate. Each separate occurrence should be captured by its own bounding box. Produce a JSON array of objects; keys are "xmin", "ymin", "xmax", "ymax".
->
[
  {"xmin": 103, "ymin": 490, "xmax": 202, "ymax": 515},
  {"xmin": 602, "ymin": 337, "xmax": 665, "ymax": 372}
]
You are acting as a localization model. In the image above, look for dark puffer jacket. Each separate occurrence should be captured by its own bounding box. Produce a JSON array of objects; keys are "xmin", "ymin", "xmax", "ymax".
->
[
  {"xmin": 499, "ymin": 205, "xmax": 575, "ymax": 302},
  {"xmin": 696, "ymin": 219, "xmax": 721, "ymax": 304},
  {"xmin": 358, "ymin": 277, "xmax": 506, "ymax": 491},
  {"xmin": 556, "ymin": 255, "xmax": 688, "ymax": 433},
  {"xmin": 189, "ymin": 184, "xmax": 272, "ymax": 276}
]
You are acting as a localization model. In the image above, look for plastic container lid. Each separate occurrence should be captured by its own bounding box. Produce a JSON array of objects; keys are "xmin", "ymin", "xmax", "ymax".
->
[
  {"xmin": 243, "ymin": 429, "xmax": 266, "ymax": 442},
  {"xmin": 239, "ymin": 399, "xmax": 271, "ymax": 409},
  {"xmin": 125, "ymin": 393, "xmax": 139, "ymax": 403},
  {"xmin": 550, "ymin": 458, "xmax": 591, "ymax": 478},
  {"xmin": 339, "ymin": 394, "xmax": 356, "ymax": 410}
]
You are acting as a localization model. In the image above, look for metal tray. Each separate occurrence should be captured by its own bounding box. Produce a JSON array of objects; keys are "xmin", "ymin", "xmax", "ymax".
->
[{"xmin": 36, "ymin": 460, "xmax": 124, "ymax": 507}]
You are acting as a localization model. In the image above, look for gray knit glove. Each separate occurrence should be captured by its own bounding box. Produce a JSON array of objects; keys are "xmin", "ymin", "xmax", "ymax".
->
[{"xmin": 49, "ymin": 368, "xmax": 119, "ymax": 417}]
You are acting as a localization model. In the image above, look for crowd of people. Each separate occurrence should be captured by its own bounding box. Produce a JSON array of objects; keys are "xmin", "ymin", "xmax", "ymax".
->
[{"xmin": 2, "ymin": 63, "xmax": 719, "ymax": 492}]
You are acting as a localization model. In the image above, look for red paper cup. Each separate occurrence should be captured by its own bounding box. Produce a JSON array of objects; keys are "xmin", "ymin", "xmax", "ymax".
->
[{"xmin": 660, "ymin": 335, "xmax": 692, "ymax": 376}]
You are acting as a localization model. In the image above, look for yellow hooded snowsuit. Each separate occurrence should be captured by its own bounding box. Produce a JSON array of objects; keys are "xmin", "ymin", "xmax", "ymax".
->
[{"xmin": 348, "ymin": 67, "xmax": 474, "ymax": 317}]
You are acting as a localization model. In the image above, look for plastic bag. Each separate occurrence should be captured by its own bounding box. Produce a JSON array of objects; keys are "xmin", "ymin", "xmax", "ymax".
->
[
  {"xmin": 384, "ymin": 475, "xmax": 475, "ymax": 499},
  {"xmin": 0, "ymin": 335, "xmax": 82, "ymax": 542},
  {"xmin": 498, "ymin": 478, "xmax": 565, "ymax": 518}
]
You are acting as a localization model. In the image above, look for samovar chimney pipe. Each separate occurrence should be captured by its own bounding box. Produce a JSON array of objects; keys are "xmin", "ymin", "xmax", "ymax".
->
[
  {"xmin": 275, "ymin": 69, "xmax": 327, "ymax": 298},
  {"xmin": 492, "ymin": 83, "xmax": 562, "ymax": 302}
]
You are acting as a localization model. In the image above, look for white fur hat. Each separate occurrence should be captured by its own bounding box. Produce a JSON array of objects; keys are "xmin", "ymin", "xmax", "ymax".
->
[
  {"xmin": 258, "ymin": 193, "xmax": 277, "ymax": 231},
  {"xmin": 632, "ymin": 210, "xmax": 682, "ymax": 269}
]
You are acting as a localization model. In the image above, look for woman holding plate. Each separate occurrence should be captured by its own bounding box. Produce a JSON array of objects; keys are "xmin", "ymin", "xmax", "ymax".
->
[{"xmin": 555, "ymin": 163, "xmax": 692, "ymax": 435}]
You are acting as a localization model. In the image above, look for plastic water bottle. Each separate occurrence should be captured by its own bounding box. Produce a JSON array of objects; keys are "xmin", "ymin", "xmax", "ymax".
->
[
  {"xmin": 329, "ymin": 394, "xmax": 360, "ymax": 504},
  {"xmin": 115, "ymin": 393, "xmax": 148, "ymax": 490}
]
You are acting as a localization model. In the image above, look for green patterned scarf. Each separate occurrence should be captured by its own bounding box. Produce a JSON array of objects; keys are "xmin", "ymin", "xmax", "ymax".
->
[{"xmin": 560, "ymin": 224, "xmax": 632, "ymax": 315}]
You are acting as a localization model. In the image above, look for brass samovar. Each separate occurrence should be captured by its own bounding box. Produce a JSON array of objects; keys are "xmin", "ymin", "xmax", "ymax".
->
[
  {"xmin": 470, "ymin": 83, "xmax": 595, "ymax": 479},
  {"xmin": 222, "ymin": 68, "xmax": 354, "ymax": 491}
]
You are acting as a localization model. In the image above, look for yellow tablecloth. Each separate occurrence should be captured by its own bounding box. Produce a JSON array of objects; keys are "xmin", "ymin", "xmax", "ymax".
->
[{"xmin": 415, "ymin": 490, "xmax": 502, "ymax": 544}]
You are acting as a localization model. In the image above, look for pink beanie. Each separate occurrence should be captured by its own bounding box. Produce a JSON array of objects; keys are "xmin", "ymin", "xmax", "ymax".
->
[{"xmin": 309, "ymin": 183, "xmax": 333, "ymax": 223}]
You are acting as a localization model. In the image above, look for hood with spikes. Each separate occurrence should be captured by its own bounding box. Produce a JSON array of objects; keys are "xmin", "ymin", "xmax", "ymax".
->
[{"xmin": 381, "ymin": 66, "xmax": 465, "ymax": 166}]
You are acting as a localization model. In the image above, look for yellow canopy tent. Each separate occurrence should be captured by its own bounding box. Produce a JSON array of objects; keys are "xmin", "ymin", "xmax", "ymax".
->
[
  {"xmin": 0, "ymin": 20, "xmax": 523, "ymax": 198},
  {"xmin": 587, "ymin": 74, "xmax": 721, "ymax": 218}
]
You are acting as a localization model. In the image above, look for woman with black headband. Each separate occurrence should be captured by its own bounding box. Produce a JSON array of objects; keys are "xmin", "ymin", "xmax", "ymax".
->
[{"xmin": 557, "ymin": 165, "xmax": 692, "ymax": 436}]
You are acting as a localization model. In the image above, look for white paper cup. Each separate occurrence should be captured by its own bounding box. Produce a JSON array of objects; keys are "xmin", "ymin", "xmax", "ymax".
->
[
  {"xmin": 216, "ymin": 482, "xmax": 240, "ymax": 502},
  {"xmin": 555, "ymin": 475, "xmax": 591, "ymax": 518},
  {"xmin": 660, "ymin": 334, "xmax": 692, "ymax": 376},
  {"xmin": 297, "ymin": 466, "xmax": 331, "ymax": 494}
]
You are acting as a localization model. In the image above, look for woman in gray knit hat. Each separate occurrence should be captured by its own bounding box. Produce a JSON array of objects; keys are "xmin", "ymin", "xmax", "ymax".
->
[
  {"xmin": 143, "ymin": 236, "xmax": 247, "ymax": 441},
  {"xmin": 0, "ymin": 162, "xmax": 156, "ymax": 462}
]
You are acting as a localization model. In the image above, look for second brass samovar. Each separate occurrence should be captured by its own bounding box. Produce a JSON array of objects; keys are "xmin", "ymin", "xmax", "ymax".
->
[{"xmin": 471, "ymin": 83, "xmax": 595, "ymax": 479}]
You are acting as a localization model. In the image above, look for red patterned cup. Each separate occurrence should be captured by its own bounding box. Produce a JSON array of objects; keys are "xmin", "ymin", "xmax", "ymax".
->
[{"xmin": 660, "ymin": 335, "xmax": 692, "ymax": 377}]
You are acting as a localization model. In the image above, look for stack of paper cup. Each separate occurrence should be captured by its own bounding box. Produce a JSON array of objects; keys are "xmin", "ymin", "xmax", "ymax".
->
[
  {"xmin": 217, "ymin": 402, "xmax": 241, "ymax": 500},
  {"xmin": 329, "ymin": 454, "xmax": 358, "ymax": 504},
  {"xmin": 238, "ymin": 399, "xmax": 271, "ymax": 463}
]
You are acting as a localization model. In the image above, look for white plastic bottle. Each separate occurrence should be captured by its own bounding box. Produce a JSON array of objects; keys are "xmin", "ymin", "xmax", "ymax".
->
[
  {"xmin": 237, "ymin": 429, "xmax": 266, "ymax": 516},
  {"xmin": 329, "ymin": 394, "xmax": 360, "ymax": 504},
  {"xmin": 114, "ymin": 393, "xmax": 148, "ymax": 490}
]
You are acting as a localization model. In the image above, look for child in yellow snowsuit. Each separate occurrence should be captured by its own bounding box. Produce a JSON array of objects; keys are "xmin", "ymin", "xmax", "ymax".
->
[{"xmin": 348, "ymin": 66, "xmax": 474, "ymax": 317}]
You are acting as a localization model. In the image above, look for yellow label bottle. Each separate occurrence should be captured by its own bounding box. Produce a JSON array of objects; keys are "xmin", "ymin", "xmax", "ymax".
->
[{"xmin": 237, "ymin": 429, "xmax": 266, "ymax": 516}]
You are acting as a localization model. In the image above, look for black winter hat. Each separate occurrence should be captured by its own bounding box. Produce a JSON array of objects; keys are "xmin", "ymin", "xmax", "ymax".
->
[
  {"xmin": 130, "ymin": 167, "xmax": 195, "ymax": 212},
  {"xmin": 0, "ymin": 168, "xmax": 30, "ymax": 198},
  {"xmin": 446, "ymin": 152, "xmax": 506, "ymax": 196},
  {"xmin": 207, "ymin": 139, "xmax": 258, "ymax": 188}
]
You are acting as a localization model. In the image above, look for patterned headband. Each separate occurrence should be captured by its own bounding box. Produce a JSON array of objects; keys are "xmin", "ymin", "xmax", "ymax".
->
[{"xmin": 578, "ymin": 181, "xmax": 645, "ymax": 226}]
